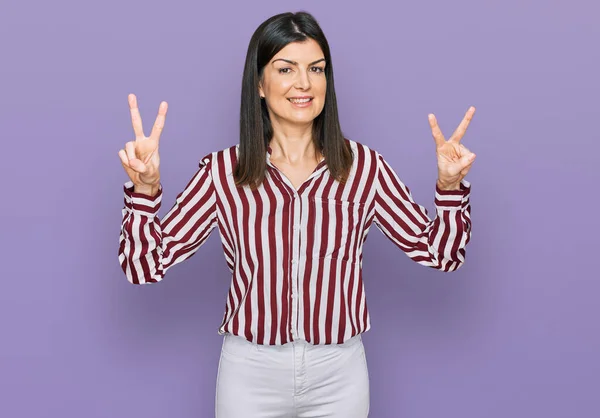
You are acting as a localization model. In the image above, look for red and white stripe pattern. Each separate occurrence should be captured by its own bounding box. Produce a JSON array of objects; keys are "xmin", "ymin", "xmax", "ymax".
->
[{"xmin": 119, "ymin": 139, "xmax": 471, "ymax": 345}]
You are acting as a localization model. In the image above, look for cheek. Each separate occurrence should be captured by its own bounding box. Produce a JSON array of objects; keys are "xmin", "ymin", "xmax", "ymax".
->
[
  {"xmin": 315, "ymin": 91, "xmax": 326, "ymax": 111},
  {"xmin": 315, "ymin": 78, "xmax": 327, "ymax": 97},
  {"xmin": 271, "ymin": 79, "xmax": 294, "ymax": 95}
]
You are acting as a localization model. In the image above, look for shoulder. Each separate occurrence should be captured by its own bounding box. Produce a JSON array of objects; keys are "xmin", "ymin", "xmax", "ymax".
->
[
  {"xmin": 344, "ymin": 138, "xmax": 382, "ymax": 165},
  {"xmin": 199, "ymin": 144, "xmax": 238, "ymax": 168}
]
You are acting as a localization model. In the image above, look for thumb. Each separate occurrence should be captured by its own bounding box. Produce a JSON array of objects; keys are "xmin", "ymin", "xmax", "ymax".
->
[{"xmin": 460, "ymin": 153, "xmax": 476, "ymax": 168}]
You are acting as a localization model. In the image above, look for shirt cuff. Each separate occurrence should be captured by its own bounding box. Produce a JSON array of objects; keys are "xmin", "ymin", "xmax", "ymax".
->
[
  {"xmin": 434, "ymin": 179, "xmax": 470, "ymax": 209},
  {"xmin": 123, "ymin": 181, "xmax": 163, "ymax": 216}
]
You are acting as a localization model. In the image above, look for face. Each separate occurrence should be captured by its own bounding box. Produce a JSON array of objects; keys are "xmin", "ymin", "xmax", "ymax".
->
[{"xmin": 258, "ymin": 38, "xmax": 327, "ymax": 128}]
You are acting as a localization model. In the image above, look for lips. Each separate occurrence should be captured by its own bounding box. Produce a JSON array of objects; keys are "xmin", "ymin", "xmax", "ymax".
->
[{"xmin": 287, "ymin": 97, "xmax": 313, "ymax": 104}]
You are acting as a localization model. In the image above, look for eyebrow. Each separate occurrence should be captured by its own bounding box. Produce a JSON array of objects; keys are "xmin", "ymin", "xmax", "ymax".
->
[{"xmin": 271, "ymin": 58, "xmax": 326, "ymax": 66}]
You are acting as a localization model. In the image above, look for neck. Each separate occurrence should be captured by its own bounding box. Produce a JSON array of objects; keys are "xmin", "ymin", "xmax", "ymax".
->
[{"xmin": 269, "ymin": 119, "xmax": 321, "ymax": 164}]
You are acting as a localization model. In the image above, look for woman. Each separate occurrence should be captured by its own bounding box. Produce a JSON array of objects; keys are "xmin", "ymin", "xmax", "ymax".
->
[{"xmin": 118, "ymin": 11, "xmax": 475, "ymax": 418}]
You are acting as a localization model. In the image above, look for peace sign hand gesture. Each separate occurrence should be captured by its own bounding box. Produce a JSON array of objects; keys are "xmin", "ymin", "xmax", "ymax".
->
[
  {"xmin": 118, "ymin": 94, "xmax": 168, "ymax": 191},
  {"xmin": 428, "ymin": 106, "xmax": 477, "ymax": 190}
]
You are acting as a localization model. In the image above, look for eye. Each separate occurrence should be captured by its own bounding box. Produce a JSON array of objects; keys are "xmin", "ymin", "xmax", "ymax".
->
[
  {"xmin": 311, "ymin": 66, "xmax": 325, "ymax": 73},
  {"xmin": 278, "ymin": 68, "xmax": 292, "ymax": 74}
]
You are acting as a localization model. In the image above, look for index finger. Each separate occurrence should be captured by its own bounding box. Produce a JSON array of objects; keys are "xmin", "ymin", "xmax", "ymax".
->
[
  {"xmin": 128, "ymin": 93, "xmax": 145, "ymax": 139},
  {"xmin": 149, "ymin": 101, "xmax": 168, "ymax": 141},
  {"xmin": 449, "ymin": 106, "xmax": 476, "ymax": 143},
  {"xmin": 428, "ymin": 114, "xmax": 446, "ymax": 147}
]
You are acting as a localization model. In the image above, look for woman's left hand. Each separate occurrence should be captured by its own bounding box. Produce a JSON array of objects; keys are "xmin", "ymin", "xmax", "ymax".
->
[{"xmin": 428, "ymin": 106, "xmax": 477, "ymax": 190}]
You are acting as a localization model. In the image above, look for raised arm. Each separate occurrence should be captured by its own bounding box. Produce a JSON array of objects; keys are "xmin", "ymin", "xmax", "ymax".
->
[
  {"xmin": 118, "ymin": 154, "xmax": 218, "ymax": 284},
  {"xmin": 117, "ymin": 93, "xmax": 217, "ymax": 284},
  {"xmin": 372, "ymin": 106, "xmax": 476, "ymax": 272},
  {"xmin": 373, "ymin": 153, "xmax": 471, "ymax": 272}
]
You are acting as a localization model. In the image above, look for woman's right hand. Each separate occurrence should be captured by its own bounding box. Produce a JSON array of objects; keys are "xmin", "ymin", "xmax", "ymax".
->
[{"xmin": 118, "ymin": 94, "xmax": 168, "ymax": 192}]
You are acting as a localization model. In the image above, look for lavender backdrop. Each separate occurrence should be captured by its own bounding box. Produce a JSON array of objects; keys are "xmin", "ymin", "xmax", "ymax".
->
[{"xmin": 2, "ymin": 0, "xmax": 598, "ymax": 417}]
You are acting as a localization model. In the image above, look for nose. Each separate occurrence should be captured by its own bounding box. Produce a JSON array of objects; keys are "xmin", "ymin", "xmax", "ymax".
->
[{"xmin": 294, "ymin": 68, "xmax": 311, "ymax": 90}]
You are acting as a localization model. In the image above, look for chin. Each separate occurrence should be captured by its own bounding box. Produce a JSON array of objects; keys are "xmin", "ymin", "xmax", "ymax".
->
[
  {"xmin": 281, "ymin": 112, "xmax": 317, "ymax": 124},
  {"xmin": 291, "ymin": 117, "xmax": 317, "ymax": 125}
]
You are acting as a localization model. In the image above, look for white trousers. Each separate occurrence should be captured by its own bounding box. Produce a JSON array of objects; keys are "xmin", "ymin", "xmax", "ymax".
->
[{"xmin": 215, "ymin": 333, "xmax": 370, "ymax": 417}]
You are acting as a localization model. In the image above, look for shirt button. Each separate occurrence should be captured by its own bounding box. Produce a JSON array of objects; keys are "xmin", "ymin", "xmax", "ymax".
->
[
  {"xmin": 293, "ymin": 225, "xmax": 299, "ymax": 231},
  {"xmin": 291, "ymin": 259, "xmax": 297, "ymax": 265}
]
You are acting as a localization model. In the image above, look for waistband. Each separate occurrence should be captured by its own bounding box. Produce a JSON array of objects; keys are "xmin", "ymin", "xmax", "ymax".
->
[{"xmin": 223, "ymin": 333, "xmax": 363, "ymax": 353}]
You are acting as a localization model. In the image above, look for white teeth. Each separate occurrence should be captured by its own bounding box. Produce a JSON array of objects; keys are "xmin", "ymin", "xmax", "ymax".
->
[{"xmin": 289, "ymin": 98, "xmax": 312, "ymax": 103}]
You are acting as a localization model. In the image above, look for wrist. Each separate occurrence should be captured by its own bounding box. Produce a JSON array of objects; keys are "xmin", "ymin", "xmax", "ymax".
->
[
  {"xmin": 436, "ymin": 179, "xmax": 461, "ymax": 191},
  {"xmin": 133, "ymin": 183, "xmax": 160, "ymax": 196}
]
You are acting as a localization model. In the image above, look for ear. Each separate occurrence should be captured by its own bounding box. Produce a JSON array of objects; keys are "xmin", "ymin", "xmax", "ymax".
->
[{"xmin": 258, "ymin": 84, "xmax": 265, "ymax": 98}]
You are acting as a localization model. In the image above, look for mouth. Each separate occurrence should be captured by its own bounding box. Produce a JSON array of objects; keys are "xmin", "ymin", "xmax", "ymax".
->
[{"xmin": 287, "ymin": 97, "xmax": 313, "ymax": 104}]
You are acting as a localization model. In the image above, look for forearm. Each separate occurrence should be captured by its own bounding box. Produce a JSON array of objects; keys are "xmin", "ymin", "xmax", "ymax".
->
[
  {"xmin": 119, "ymin": 182, "xmax": 165, "ymax": 284},
  {"xmin": 374, "ymin": 153, "xmax": 472, "ymax": 271},
  {"xmin": 118, "ymin": 156, "xmax": 219, "ymax": 284},
  {"xmin": 427, "ymin": 180, "xmax": 472, "ymax": 270},
  {"xmin": 426, "ymin": 206, "xmax": 471, "ymax": 271}
]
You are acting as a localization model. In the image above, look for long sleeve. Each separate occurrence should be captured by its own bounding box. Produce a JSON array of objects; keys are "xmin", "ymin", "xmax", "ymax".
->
[
  {"xmin": 118, "ymin": 154, "xmax": 218, "ymax": 284},
  {"xmin": 372, "ymin": 153, "xmax": 472, "ymax": 272}
]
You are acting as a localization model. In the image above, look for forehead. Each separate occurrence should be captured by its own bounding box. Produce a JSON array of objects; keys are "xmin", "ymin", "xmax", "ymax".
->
[{"xmin": 271, "ymin": 39, "xmax": 324, "ymax": 63}]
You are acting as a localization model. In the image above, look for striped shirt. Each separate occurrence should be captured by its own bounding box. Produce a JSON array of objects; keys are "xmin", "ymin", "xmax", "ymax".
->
[{"xmin": 118, "ymin": 139, "xmax": 472, "ymax": 345}]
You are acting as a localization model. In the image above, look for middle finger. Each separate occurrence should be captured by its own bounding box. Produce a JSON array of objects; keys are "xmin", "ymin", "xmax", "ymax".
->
[
  {"xmin": 149, "ymin": 101, "xmax": 168, "ymax": 140},
  {"xmin": 450, "ymin": 106, "xmax": 476, "ymax": 143}
]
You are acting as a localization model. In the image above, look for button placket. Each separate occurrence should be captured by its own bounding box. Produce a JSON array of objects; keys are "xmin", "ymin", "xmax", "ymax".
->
[
  {"xmin": 266, "ymin": 154, "xmax": 317, "ymax": 342},
  {"xmin": 290, "ymin": 192, "xmax": 302, "ymax": 340}
]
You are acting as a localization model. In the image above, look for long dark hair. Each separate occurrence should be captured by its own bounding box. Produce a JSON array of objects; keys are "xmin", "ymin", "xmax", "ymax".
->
[{"xmin": 234, "ymin": 11, "xmax": 353, "ymax": 189}]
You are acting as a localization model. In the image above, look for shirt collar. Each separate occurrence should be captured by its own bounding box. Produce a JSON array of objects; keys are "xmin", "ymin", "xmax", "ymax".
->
[{"xmin": 263, "ymin": 143, "xmax": 326, "ymax": 176}]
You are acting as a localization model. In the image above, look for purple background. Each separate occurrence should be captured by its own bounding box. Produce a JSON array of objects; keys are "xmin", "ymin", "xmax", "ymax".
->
[{"xmin": 2, "ymin": 0, "xmax": 598, "ymax": 417}]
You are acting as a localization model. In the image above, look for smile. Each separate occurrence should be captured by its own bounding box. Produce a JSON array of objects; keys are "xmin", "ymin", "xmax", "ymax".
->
[{"xmin": 288, "ymin": 98, "xmax": 313, "ymax": 104}]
